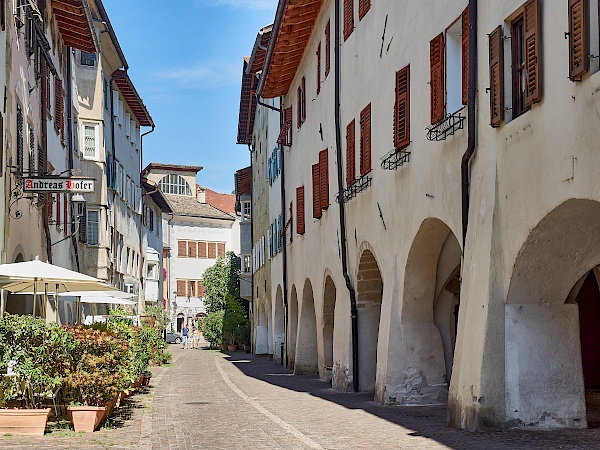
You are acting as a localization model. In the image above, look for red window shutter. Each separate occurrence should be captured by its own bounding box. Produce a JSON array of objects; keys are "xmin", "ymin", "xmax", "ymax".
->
[
  {"xmin": 297, "ymin": 86, "xmax": 302, "ymax": 128},
  {"xmin": 176, "ymin": 280, "xmax": 186, "ymax": 296},
  {"xmin": 63, "ymin": 194, "xmax": 68, "ymax": 236},
  {"xmin": 188, "ymin": 241, "xmax": 197, "ymax": 258},
  {"xmin": 177, "ymin": 240, "xmax": 187, "ymax": 257},
  {"xmin": 358, "ymin": 0, "xmax": 370, "ymax": 20},
  {"xmin": 430, "ymin": 33, "xmax": 446, "ymax": 124},
  {"xmin": 489, "ymin": 25, "xmax": 505, "ymax": 127},
  {"xmin": 524, "ymin": 0, "xmax": 541, "ymax": 105},
  {"xmin": 208, "ymin": 242, "xmax": 217, "ymax": 258},
  {"xmin": 343, "ymin": 0, "xmax": 354, "ymax": 41},
  {"xmin": 312, "ymin": 163, "xmax": 321, "ymax": 219},
  {"xmin": 462, "ymin": 7, "xmax": 469, "ymax": 105},
  {"xmin": 319, "ymin": 149, "xmax": 329, "ymax": 210},
  {"xmin": 346, "ymin": 119, "xmax": 355, "ymax": 187},
  {"xmin": 54, "ymin": 76, "xmax": 61, "ymax": 125},
  {"xmin": 198, "ymin": 281, "xmax": 206, "ymax": 297},
  {"xmin": 301, "ymin": 76, "xmax": 306, "ymax": 123},
  {"xmin": 46, "ymin": 194, "xmax": 53, "ymax": 223},
  {"xmin": 217, "ymin": 242, "xmax": 226, "ymax": 258},
  {"xmin": 394, "ymin": 65, "xmax": 410, "ymax": 150},
  {"xmin": 325, "ymin": 20, "xmax": 331, "ymax": 77},
  {"xmin": 198, "ymin": 241, "xmax": 207, "ymax": 258},
  {"xmin": 317, "ymin": 42, "xmax": 321, "ymax": 95},
  {"xmin": 359, "ymin": 103, "xmax": 371, "ymax": 177},
  {"xmin": 569, "ymin": 0, "xmax": 589, "ymax": 80},
  {"xmin": 296, "ymin": 186, "xmax": 305, "ymax": 234}
]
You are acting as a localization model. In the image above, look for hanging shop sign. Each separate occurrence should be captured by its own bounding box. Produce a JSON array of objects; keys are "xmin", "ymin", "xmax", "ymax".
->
[{"xmin": 23, "ymin": 177, "xmax": 95, "ymax": 193}]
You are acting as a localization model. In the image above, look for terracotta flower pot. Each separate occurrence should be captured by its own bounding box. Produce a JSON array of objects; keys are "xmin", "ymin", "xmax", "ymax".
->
[
  {"xmin": 68, "ymin": 406, "xmax": 107, "ymax": 433},
  {"xmin": 0, "ymin": 408, "xmax": 51, "ymax": 436}
]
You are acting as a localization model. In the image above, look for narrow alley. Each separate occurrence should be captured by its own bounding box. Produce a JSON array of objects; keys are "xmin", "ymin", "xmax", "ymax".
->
[{"xmin": 3, "ymin": 346, "xmax": 600, "ymax": 449}]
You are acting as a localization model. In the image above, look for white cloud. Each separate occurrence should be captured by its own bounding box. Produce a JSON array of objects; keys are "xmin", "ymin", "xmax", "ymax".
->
[
  {"xmin": 155, "ymin": 60, "xmax": 241, "ymax": 89},
  {"xmin": 194, "ymin": 0, "xmax": 277, "ymax": 10}
]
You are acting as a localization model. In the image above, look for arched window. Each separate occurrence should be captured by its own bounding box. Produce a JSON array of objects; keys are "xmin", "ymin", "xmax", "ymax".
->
[{"xmin": 159, "ymin": 174, "xmax": 192, "ymax": 196}]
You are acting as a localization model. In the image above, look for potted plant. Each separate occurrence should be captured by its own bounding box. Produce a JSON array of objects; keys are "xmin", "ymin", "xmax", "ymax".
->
[
  {"xmin": 0, "ymin": 314, "xmax": 73, "ymax": 436},
  {"xmin": 200, "ymin": 310, "xmax": 224, "ymax": 349},
  {"xmin": 63, "ymin": 326, "xmax": 130, "ymax": 432}
]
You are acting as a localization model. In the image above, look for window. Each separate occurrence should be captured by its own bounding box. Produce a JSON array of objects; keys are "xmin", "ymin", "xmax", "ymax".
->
[
  {"xmin": 44, "ymin": 67, "xmax": 52, "ymax": 115},
  {"xmin": 430, "ymin": 8, "xmax": 469, "ymax": 125},
  {"xmin": 178, "ymin": 240, "xmax": 187, "ymax": 257},
  {"xmin": 359, "ymin": 103, "xmax": 371, "ymax": 177},
  {"xmin": 394, "ymin": 65, "xmax": 411, "ymax": 150},
  {"xmin": 217, "ymin": 243, "xmax": 226, "ymax": 258},
  {"xmin": 125, "ymin": 113, "xmax": 131, "ymax": 136},
  {"xmin": 346, "ymin": 119, "xmax": 355, "ymax": 187},
  {"xmin": 147, "ymin": 262, "xmax": 158, "ymax": 281},
  {"xmin": 112, "ymin": 91, "xmax": 119, "ymax": 117},
  {"xmin": 319, "ymin": 149, "xmax": 329, "ymax": 210},
  {"xmin": 242, "ymin": 255, "xmax": 251, "ymax": 273},
  {"xmin": 295, "ymin": 79, "xmax": 306, "ymax": 128},
  {"xmin": 28, "ymin": 125, "xmax": 34, "ymax": 175},
  {"xmin": 277, "ymin": 107, "xmax": 293, "ymax": 147},
  {"xmin": 82, "ymin": 124, "xmax": 98, "ymax": 159},
  {"xmin": 81, "ymin": 52, "xmax": 96, "ymax": 66},
  {"xmin": 208, "ymin": 242, "xmax": 217, "ymax": 259},
  {"xmin": 489, "ymin": 26, "xmax": 504, "ymax": 127},
  {"xmin": 568, "ymin": 0, "xmax": 600, "ymax": 79},
  {"xmin": 158, "ymin": 174, "xmax": 192, "ymax": 196},
  {"xmin": 54, "ymin": 76, "xmax": 64, "ymax": 138},
  {"xmin": 103, "ymin": 77, "xmax": 108, "ymax": 110},
  {"xmin": 118, "ymin": 100, "xmax": 124, "ymax": 125},
  {"xmin": 511, "ymin": 14, "xmax": 528, "ymax": 118},
  {"xmin": 296, "ymin": 186, "xmax": 305, "ymax": 235},
  {"xmin": 188, "ymin": 241, "xmax": 197, "ymax": 258},
  {"xmin": 344, "ymin": 0, "xmax": 354, "ymax": 41},
  {"xmin": 198, "ymin": 241, "xmax": 207, "ymax": 258},
  {"xmin": 149, "ymin": 210, "xmax": 154, "ymax": 231},
  {"xmin": 16, "ymin": 103, "xmax": 23, "ymax": 175},
  {"xmin": 87, "ymin": 210, "xmax": 99, "ymax": 246},
  {"xmin": 240, "ymin": 201, "xmax": 251, "ymax": 223}
]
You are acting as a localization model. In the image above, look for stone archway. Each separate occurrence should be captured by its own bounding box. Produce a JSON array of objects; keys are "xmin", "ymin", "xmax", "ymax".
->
[
  {"xmin": 256, "ymin": 302, "xmax": 269, "ymax": 355},
  {"xmin": 505, "ymin": 199, "xmax": 600, "ymax": 429},
  {"xmin": 385, "ymin": 218, "xmax": 460, "ymax": 406},
  {"xmin": 322, "ymin": 275, "xmax": 336, "ymax": 382},
  {"xmin": 274, "ymin": 285, "xmax": 285, "ymax": 364},
  {"xmin": 356, "ymin": 249, "xmax": 383, "ymax": 392},
  {"xmin": 288, "ymin": 285, "xmax": 299, "ymax": 369},
  {"xmin": 295, "ymin": 279, "xmax": 318, "ymax": 374}
]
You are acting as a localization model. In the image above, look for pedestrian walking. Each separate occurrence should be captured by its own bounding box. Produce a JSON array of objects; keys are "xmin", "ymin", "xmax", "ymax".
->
[{"xmin": 181, "ymin": 324, "xmax": 189, "ymax": 349}]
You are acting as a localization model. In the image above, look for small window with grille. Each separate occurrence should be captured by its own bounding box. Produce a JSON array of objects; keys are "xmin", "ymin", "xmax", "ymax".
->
[{"xmin": 81, "ymin": 52, "xmax": 96, "ymax": 67}]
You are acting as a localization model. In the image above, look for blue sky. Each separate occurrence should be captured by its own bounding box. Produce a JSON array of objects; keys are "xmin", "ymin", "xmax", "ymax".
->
[{"xmin": 102, "ymin": 0, "xmax": 277, "ymax": 194}]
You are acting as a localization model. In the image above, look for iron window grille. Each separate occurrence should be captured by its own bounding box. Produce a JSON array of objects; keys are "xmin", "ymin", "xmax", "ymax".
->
[
  {"xmin": 381, "ymin": 149, "xmax": 411, "ymax": 170},
  {"xmin": 336, "ymin": 173, "xmax": 372, "ymax": 204},
  {"xmin": 425, "ymin": 111, "xmax": 465, "ymax": 141}
]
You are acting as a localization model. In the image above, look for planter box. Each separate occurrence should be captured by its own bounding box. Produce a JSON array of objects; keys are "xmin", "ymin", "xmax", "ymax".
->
[
  {"xmin": 68, "ymin": 406, "xmax": 107, "ymax": 433},
  {"xmin": 0, "ymin": 408, "xmax": 51, "ymax": 436},
  {"xmin": 227, "ymin": 345, "xmax": 238, "ymax": 352}
]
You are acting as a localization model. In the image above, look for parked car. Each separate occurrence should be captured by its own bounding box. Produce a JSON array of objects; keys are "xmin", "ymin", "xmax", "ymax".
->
[{"xmin": 165, "ymin": 331, "xmax": 181, "ymax": 344}]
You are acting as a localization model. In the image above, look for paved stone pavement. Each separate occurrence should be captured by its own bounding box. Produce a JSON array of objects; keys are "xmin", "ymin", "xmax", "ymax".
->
[{"xmin": 2, "ymin": 346, "xmax": 600, "ymax": 449}]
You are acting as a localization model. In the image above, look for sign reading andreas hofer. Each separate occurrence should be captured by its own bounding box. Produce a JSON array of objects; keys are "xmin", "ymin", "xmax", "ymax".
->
[{"xmin": 23, "ymin": 177, "xmax": 95, "ymax": 193}]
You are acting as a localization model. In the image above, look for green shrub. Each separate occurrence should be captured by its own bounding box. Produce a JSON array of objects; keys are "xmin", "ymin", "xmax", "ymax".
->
[{"xmin": 201, "ymin": 311, "xmax": 224, "ymax": 348}]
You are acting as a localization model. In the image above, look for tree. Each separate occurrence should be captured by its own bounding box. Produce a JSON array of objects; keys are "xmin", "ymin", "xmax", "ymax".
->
[
  {"xmin": 202, "ymin": 252, "xmax": 240, "ymax": 313},
  {"xmin": 200, "ymin": 311, "xmax": 224, "ymax": 348},
  {"xmin": 143, "ymin": 304, "xmax": 170, "ymax": 331},
  {"xmin": 222, "ymin": 295, "xmax": 249, "ymax": 346}
]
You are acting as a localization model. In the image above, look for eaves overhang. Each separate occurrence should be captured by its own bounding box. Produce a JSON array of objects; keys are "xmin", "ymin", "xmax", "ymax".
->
[
  {"xmin": 247, "ymin": 24, "xmax": 273, "ymax": 75},
  {"xmin": 112, "ymin": 70, "xmax": 154, "ymax": 127},
  {"xmin": 258, "ymin": 0, "xmax": 323, "ymax": 99},
  {"xmin": 51, "ymin": 0, "xmax": 98, "ymax": 53}
]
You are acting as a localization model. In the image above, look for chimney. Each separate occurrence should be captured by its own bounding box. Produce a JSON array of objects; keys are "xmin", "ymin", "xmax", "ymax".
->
[{"xmin": 197, "ymin": 186, "xmax": 206, "ymax": 203}]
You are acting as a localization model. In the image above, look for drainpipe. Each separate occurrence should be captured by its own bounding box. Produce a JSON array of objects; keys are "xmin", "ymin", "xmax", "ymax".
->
[
  {"xmin": 461, "ymin": 0, "xmax": 478, "ymax": 247},
  {"xmin": 65, "ymin": 47, "xmax": 81, "ymax": 272},
  {"xmin": 41, "ymin": 57, "xmax": 52, "ymax": 264},
  {"xmin": 334, "ymin": 0, "xmax": 359, "ymax": 392},
  {"xmin": 109, "ymin": 69, "xmax": 128, "ymax": 285}
]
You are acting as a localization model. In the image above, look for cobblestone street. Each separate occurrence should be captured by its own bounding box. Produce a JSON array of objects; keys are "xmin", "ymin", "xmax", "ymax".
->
[{"xmin": 2, "ymin": 345, "xmax": 600, "ymax": 449}]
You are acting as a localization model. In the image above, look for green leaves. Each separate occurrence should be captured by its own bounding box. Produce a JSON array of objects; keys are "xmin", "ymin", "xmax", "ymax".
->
[{"xmin": 202, "ymin": 251, "xmax": 241, "ymax": 313}]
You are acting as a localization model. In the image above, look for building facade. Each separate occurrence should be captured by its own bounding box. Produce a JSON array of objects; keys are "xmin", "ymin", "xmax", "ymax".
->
[
  {"xmin": 244, "ymin": 0, "xmax": 600, "ymax": 431},
  {"xmin": 143, "ymin": 163, "xmax": 239, "ymax": 332}
]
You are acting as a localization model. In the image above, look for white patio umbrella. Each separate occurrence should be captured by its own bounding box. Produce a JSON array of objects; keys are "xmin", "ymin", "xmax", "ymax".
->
[
  {"xmin": 77, "ymin": 296, "xmax": 136, "ymax": 305},
  {"xmin": 0, "ymin": 259, "xmax": 117, "ymax": 320}
]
